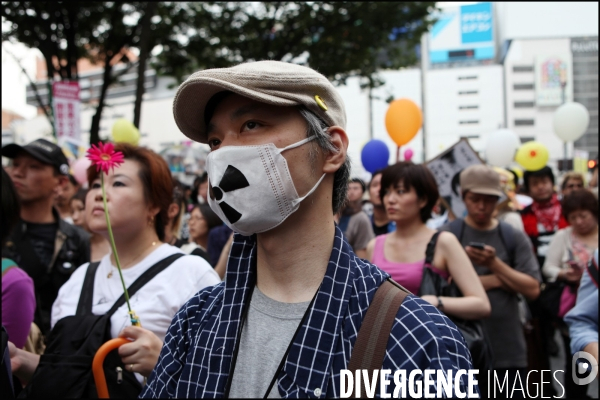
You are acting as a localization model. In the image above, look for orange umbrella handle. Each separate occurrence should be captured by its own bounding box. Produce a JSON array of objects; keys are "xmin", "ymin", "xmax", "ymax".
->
[{"xmin": 93, "ymin": 338, "xmax": 131, "ymax": 398}]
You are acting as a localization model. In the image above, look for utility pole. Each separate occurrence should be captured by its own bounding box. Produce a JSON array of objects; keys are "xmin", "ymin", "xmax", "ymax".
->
[
  {"xmin": 560, "ymin": 77, "xmax": 568, "ymax": 171},
  {"xmin": 368, "ymin": 87, "xmax": 374, "ymax": 140},
  {"xmin": 420, "ymin": 33, "xmax": 429, "ymax": 162}
]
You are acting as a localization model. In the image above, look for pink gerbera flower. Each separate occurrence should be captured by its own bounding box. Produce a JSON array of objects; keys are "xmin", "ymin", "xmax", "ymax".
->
[{"xmin": 86, "ymin": 142, "xmax": 124, "ymax": 174}]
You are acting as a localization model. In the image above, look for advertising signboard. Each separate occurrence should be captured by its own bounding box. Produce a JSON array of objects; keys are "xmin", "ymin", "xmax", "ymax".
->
[
  {"xmin": 534, "ymin": 53, "xmax": 573, "ymax": 106},
  {"xmin": 429, "ymin": 2, "xmax": 495, "ymax": 64},
  {"xmin": 52, "ymin": 81, "xmax": 81, "ymax": 142}
]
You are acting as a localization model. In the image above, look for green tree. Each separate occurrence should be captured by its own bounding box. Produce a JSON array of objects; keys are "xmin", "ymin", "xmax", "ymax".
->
[
  {"xmin": 156, "ymin": 2, "xmax": 436, "ymax": 88},
  {"xmin": 130, "ymin": 2, "xmax": 192, "ymax": 129},
  {"xmin": 2, "ymin": 2, "xmax": 99, "ymax": 134},
  {"xmin": 2, "ymin": 2, "xmax": 174, "ymax": 144},
  {"xmin": 3, "ymin": 2, "xmax": 436, "ymax": 145}
]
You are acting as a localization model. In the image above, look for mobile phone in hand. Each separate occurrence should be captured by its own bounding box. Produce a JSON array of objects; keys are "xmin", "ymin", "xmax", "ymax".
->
[{"xmin": 468, "ymin": 242, "xmax": 486, "ymax": 250}]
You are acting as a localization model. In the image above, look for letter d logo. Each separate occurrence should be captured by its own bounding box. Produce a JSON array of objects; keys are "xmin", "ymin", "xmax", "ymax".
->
[{"xmin": 572, "ymin": 351, "xmax": 598, "ymax": 385}]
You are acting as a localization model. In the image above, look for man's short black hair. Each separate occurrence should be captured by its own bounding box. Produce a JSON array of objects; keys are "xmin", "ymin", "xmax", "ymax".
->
[
  {"xmin": 349, "ymin": 177, "xmax": 366, "ymax": 193},
  {"xmin": 523, "ymin": 166, "xmax": 554, "ymax": 193},
  {"xmin": 67, "ymin": 174, "xmax": 79, "ymax": 187},
  {"xmin": 367, "ymin": 169, "xmax": 385, "ymax": 189},
  {"xmin": 204, "ymin": 91, "xmax": 234, "ymax": 126}
]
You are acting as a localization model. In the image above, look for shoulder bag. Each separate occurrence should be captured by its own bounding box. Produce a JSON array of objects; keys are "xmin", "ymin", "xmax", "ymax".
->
[
  {"xmin": 345, "ymin": 279, "xmax": 410, "ymax": 398},
  {"xmin": 417, "ymin": 232, "xmax": 494, "ymax": 372},
  {"xmin": 20, "ymin": 253, "xmax": 183, "ymax": 398}
]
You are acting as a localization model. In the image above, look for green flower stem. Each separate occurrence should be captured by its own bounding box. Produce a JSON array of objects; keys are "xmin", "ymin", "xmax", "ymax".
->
[{"xmin": 101, "ymin": 173, "xmax": 135, "ymax": 323}]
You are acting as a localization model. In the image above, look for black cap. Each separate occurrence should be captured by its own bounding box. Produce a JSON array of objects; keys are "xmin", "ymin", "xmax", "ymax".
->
[{"xmin": 2, "ymin": 138, "xmax": 70, "ymax": 175}]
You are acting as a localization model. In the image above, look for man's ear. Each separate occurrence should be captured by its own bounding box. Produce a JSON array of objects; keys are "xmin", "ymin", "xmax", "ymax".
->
[
  {"xmin": 54, "ymin": 175, "xmax": 68, "ymax": 194},
  {"xmin": 322, "ymin": 126, "xmax": 348, "ymax": 175}
]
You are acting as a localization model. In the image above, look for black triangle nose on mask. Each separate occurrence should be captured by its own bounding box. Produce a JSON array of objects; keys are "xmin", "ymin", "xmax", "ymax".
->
[{"xmin": 210, "ymin": 165, "xmax": 250, "ymax": 224}]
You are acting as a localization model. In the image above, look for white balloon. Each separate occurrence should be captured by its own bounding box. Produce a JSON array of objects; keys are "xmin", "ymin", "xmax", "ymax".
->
[
  {"xmin": 485, "ymin": 129, "xmax": 520, "ymax": 167},
  {"xmin": 553, "ymin": 102, "xmax": 590, "ymax": 142}
]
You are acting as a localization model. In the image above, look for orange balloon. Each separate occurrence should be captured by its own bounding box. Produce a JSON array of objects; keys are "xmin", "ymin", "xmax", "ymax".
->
[{"xmin": 385, "ymin": 99, "xmax": 422, "ymax": 146}]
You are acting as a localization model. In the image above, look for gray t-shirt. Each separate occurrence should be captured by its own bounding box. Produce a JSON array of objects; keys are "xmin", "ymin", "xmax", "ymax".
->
[
  {"xmin": 229, "ymin": 287, "xmax": 310, "ymax": 398},
  {"xmin": 440, "ymin": 221, "xmax": 541, "ymax": 369},
  {"xmin": 344, "ymin": 211, "xmax": 375, "ymax": 252}
]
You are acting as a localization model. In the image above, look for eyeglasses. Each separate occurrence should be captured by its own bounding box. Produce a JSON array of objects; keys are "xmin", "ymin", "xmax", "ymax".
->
[{"xmin": 566, "ymin": 183, "xmax": 584, "ymax": 189}]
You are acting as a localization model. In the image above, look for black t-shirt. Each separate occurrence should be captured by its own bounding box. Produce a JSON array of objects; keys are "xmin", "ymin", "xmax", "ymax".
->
[
  {"xmin": 373, "ymin": 222, "xmax": 391, "ymax": 236},
  {"xmin": 26, "ymin": 221, "xmax": 58, "ymax": 268}
]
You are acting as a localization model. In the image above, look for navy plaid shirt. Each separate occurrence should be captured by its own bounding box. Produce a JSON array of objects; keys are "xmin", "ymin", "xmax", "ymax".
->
[{"xmin": 141, "ymin": 226, "xmax": 474, "ymax": 398}]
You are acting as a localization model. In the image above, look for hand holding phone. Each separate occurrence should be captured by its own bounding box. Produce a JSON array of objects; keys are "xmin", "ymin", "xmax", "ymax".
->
[{"xmin": 468, "ymin": 242, "xmax": 486, "ymax": 250}]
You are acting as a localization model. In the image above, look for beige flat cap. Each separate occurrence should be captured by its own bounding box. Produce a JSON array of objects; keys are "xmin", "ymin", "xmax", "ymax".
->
[
  {"xmin": 172, "ymin": 60, "xmax": 347, "ymax": 144},
  {"xmin": 460, "ymin": 164, "xmax": 504, "ymax": 198}
]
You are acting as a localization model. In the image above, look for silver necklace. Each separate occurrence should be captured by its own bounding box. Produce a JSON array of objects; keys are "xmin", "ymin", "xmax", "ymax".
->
[{"xmin": 107, "ymin": 241, "xmax": 157, "ymax": 278}]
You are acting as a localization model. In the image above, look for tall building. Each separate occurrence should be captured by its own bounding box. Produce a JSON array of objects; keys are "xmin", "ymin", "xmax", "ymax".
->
[
  {"xmin": 424, "ymin": 65, "xmax": 504, "ymax": 158},
  {"xmin": 422, "ymin": 2, "xmax": 505, "ymax": 160},
  {"xmin": 503, "ymin": 38, "xmax": 574, "ymax": 161},
  {"xmin": 497, "ymin": 2, "xmax": 598, "ymax": 165},
  {"xmin": 421, "ymin": 1, "xmax": 598, "ymax": 168},
  {"xmin": 571, "ymin": 37, "xmax": 598, "ymax": 160}
]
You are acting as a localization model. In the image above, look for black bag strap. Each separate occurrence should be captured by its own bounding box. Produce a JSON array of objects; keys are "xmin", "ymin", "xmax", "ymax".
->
[
  {"xmin": 497, "ymin": 221, "xmax": 516, "ymax": 267},
  {"xmin": 76, "ymin": 261, "xmax": 101, "ymax": 316},
  {"xmin": 447, "ymin": 219, "xmax": 466, "ymax": 242},
  {"xmin": 76, "ymin": 253, "xmax": 185, "ymax": 317},
  {"xmin": 347, "ymin": 279, "xmax": 410, "ymax": 398},
  {"xmin": 424, "ymin": 231, "xmax": 442, "ymax": 265}
]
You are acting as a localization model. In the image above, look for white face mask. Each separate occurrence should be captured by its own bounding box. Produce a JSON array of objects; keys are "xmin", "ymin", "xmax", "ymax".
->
[{"xmin": 206, "ymin": 136, "xmax": 326, "ymax": 236}]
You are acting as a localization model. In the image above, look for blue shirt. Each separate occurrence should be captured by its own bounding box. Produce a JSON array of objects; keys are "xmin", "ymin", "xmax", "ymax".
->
[
  {"xmin": 207, "ymin": 224, "xmax": 232, "ymax": 266},
  {"xmin": 141, "ymin": 225, "xmax": 474, "ymax": 398},
  {"xmin": 564, "ymin": 249, "xmax": 598, "ymax": 355}
]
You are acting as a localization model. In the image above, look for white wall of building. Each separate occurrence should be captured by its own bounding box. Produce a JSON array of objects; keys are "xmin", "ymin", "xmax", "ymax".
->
[
  {"xmin": 424, "ymin": 64, "xmax": 505, "ymax": 159},
  {"xmin": 312, "ymin": 68, "xmax": 424, "ymax": 181},
  {"xmin": 504, "ymin": 38, "xmax": 574, "ymax": 165},
  {"xmin": 1, "ymin": 42, "xmax": 38, "ymax": 119},
  {"xmin": 333, "ymin": 76, "xmax": 370, "ymax": 180},
  {"xmin": 496, "ymin": 2, "xmax": 599, "ymax": 43}
]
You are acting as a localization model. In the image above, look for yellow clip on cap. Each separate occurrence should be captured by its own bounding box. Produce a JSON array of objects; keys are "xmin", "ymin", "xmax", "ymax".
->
[{"xmin": 314, "ymin": 95, "xmax": 328, "ymax": 111}]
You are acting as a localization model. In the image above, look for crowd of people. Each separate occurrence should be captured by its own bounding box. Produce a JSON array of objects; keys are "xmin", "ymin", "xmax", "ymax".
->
[{"xmin": 1, "ymin": 60, "xmax": 598, "ymax": 399}]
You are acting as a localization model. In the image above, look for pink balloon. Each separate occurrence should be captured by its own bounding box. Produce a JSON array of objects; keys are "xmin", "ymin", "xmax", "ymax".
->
[
  {"xmin": 72, "ymin": 157, "xmax": 92, "ymax": 185},
  {"xmin": 404, "ymin": 148, "xmax": 414, "ymax": 161}
]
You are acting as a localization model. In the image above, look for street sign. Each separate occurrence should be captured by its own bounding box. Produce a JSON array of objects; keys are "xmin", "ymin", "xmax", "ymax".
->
[{"xmin": 52, "ymin": 81, "xmax": 81, "ymax": 142}]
